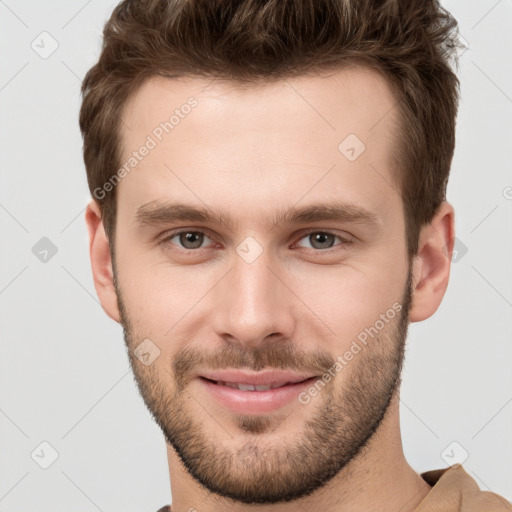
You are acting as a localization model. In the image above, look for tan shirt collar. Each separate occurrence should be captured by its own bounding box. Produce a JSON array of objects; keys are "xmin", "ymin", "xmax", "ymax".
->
[{"xmin": 414, "ymin": 464, "xmax": 512, "ymax": 511}]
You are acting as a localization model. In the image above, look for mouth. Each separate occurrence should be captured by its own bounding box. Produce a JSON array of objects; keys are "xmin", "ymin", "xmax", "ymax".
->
[
  {"xmin": 196, "ymin": 374, "xmax": 319, "ymax": 414},
  {"xmin": 199, "ymin": 376, "xmax": 315, "ymax": 391}
]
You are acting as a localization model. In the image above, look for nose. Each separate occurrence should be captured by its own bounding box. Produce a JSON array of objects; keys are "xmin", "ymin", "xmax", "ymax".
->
[{"xmin": 212, "ymin": 246, "xmax": 296, "ymax": 350}]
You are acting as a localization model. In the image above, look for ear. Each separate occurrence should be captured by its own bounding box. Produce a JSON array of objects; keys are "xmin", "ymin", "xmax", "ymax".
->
[
  {"xmin": 85, "ymin": 199, "xmax": 121, "ymax": 323},
  {"xmin": 409, "ymin": 201, "xmax": 455, "ymax": 322}
]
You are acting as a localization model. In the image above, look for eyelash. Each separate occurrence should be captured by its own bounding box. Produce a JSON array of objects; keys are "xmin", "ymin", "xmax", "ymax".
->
[{"xmin": 158, "ymin": 229, "xmax": 353, "ymax": 253}]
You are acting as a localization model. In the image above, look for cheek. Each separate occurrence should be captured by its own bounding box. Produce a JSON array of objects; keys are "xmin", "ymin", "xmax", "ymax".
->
[
  {"xmin": 115, "ymin": 247, "xmax": 221, "ymax": 343},
  {"xmin": 290, "ymin": 260, "xmax": 407, "ymax": 346}
]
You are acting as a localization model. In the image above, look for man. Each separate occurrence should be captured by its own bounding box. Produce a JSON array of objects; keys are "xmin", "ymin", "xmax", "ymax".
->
[{"xmin": 80, "ymin": 0, "xmax": 511, "ymax": 511}]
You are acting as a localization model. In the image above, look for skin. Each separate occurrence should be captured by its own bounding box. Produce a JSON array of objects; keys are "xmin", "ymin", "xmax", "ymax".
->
[{"xmin": 86, "ymin": 67, "xmax": 455, "ymax": 511}]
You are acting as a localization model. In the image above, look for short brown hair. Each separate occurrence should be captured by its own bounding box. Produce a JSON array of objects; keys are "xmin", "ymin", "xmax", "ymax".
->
[{"xmin": 79, "ymin": 0, "xmax": 461, "ymax": 258}]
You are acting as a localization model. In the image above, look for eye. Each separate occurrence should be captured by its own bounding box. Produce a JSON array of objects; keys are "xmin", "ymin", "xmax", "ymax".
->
[
  {"xmin": 159, "ymin": 229, "xmax": 352, "ymax": 253},
  {"xmin": 295, "ymin": 231, "xmax": 352, "ymax": 250},
  {"xmin": 162, "ymin": 230, "xmax": 214, "ymax": 250}
]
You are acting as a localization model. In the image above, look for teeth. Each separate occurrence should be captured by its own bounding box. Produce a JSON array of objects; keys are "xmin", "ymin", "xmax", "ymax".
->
[
  {"xmin": 255, "ymin": 385, "xmax": 272, "ymax": 391},
  {"xmin": 216, "ymin": 381, "xmax": 287, "ymax": 391},
  {"xmin": 238, "ymin": 383, "xmax": 259, "ymax": 391}
]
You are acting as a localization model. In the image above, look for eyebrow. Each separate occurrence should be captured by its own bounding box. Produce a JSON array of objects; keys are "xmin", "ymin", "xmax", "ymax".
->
[{"xmin": 135, "ymin": 200, "xmax": 381, "ymax": 233}]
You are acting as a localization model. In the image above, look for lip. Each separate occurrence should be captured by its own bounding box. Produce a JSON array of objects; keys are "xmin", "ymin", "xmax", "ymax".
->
[
  {"xmin": 197, "ymin": 372, "xmax": 318, "ymax": 414},
  {"xmin": 198, "ymin": 369, "xmax": 316, "ymax": 388}
]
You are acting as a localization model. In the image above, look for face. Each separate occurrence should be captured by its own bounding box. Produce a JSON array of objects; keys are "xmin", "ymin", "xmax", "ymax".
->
[{"xmin": 112, "ymin": 68, "xmax": 413, "ymax": 503}]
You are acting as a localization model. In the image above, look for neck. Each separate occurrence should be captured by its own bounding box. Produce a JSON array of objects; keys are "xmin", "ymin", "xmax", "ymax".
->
[{"xmin": 165, "ymin": 392, "xmax": 432, "ymax": 512}]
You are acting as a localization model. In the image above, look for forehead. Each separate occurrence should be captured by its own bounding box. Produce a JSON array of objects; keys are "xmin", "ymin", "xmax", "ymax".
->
[
  {"xmin": 117, "ymin": 67, "xmax": 401, "ymax": 225},
  {"xmin": 121, "ymin": 66, "xmax": 399, "ymax": 141}
]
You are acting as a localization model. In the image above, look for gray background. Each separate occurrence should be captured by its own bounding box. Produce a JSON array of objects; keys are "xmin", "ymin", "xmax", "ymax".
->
[{"xmin": 1, "ymin": 1, "xmax": 511, "ymax": 511}]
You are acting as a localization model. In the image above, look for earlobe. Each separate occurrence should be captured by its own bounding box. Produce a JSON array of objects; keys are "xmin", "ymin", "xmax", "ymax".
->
[
  {"xmin": 85, "ymin": 200, "xmax": 121, "ymax": 323},
  {"xmin": 409, "ymin": 201, "xmax": 455, "ymax": 323}
]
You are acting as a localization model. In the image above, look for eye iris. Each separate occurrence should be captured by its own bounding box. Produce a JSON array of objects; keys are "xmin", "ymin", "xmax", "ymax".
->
[
  {"xmin": 180, "ymin": 232, "xmax": 204, "ymax": 249},
  {"xmin": 310, "ymin": 232, "xmax": 335, "ymax": 249}
]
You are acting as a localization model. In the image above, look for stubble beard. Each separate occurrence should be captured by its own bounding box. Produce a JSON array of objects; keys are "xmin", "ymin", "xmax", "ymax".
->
[{"xmin": 115, "ymin": 264, "xmax": 412, "ymax": 504}]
